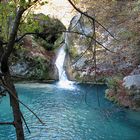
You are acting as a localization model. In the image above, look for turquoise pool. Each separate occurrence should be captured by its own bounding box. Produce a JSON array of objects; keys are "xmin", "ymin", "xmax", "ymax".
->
[{"xmin": 0, "ymin": 83, "xmax": 140, "ymax": 140}]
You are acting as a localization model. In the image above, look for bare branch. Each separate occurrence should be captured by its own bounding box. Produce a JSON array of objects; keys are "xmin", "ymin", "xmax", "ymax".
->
[
  {"xmin": 0, "ymin": 122, "xmax": 14, "ymax": 125},
  {"xmin": 1, "ymin": 80, "xmax": 44, "ymax": 125},
  {"xmin": 67, "ymin": 0, "xmax": 116, "ymax": 39},
  {"xmin": 64, "ymin": 30, "xmax": 115, "ymax": 53},
  {"xmin": 72, "ymin": 35, "xmax": 94, "ymax": 65},
  {"xmin": 20, "ymin": 112, "xmax": 31, "ymax": 134},
  {"xmin": 0, "ymin": 89, "xmax": 7, "ymax": 96},
  {"xmin": 15, "ymin": 30, "xmax": 115, "ymax": 53},
  {"xmin": 15, "ymin": 32, "xmax": 41, "ymax": 42}
]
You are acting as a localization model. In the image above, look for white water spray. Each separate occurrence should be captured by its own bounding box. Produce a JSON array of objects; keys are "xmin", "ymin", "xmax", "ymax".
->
[{"xmin": 55, "ymin": 44, "xmax": 74, "ymax": 89}]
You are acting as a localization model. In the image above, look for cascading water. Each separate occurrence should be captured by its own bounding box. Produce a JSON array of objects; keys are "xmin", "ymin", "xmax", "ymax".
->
[{"xmin": 55, "ymin": 44, "xmax": 74, "ymax": 89}]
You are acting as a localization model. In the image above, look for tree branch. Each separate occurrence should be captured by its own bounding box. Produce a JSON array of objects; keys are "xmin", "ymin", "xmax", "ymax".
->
[
  {"xmin": 64, "ymin": 30, "xmax": 115, "ymax": 53},
  {"xmin": 20, "ymin": 112, "xmax": 31, "ymax": 134},
  {"xmin": 0, "ymin": 89, "xmax": 7, "ymax": 96},
  {"xmin": 0, "ymin": 122, "xmax": 14, "ymax": 125},
  {"xmin": 67, "ymin": 0, "xmax": 116, "ymax": 39},
  {"xmin": 15, "ymin": 30, "xmax": 115, "ymax": 53},
  {"xmin": 72, "ymin": 37, "xmax": 94, "ymax": 65},
  {"xmin": 1, "ymin": 6, "xmax": 26, "ymax": 73},
  {"xmin": 1, "ymin": 80, "xmax": 44, "ymax": 125}
]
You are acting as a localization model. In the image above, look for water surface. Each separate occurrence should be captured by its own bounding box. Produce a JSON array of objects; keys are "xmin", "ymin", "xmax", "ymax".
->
[{"xmin": 0, "ymin": 83, "xmax": 140, "ymax": 140}]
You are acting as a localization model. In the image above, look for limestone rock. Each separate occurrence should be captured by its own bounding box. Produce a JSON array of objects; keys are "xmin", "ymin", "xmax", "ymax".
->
[
  {"xmin": 64, "ymin": 14, "xmax": 96, "ymax": 82},
  {"xmin": 10, "ymin": 35, "xmax": 59, "ymax": 81},
  {"xmin": 123, "ymin": 75, "xmax": 140, "ymax": 89}
]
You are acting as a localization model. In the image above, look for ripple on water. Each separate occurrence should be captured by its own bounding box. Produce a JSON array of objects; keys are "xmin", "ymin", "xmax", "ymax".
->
[{"xmin": 0, "ymin": 83, "xmax": 140, "ymax": 140}]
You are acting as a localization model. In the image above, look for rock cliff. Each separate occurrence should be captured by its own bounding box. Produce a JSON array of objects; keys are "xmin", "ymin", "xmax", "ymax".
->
[
  {"xmin": 10, "ymin": 14, "xmax": 65, "ymax": 82},
  {"xmin": 64, "ymin": 0, "xmax": 140, "ymax": 109}
]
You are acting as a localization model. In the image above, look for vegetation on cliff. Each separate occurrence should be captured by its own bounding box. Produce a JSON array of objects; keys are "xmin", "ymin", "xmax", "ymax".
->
[
  {"xmin": 64, "ymin": 0, "xmax": 140, "ymax": 109},
  {"xmin": 11, "ymin": 14, "xmax": 65, "ymax": 81}
]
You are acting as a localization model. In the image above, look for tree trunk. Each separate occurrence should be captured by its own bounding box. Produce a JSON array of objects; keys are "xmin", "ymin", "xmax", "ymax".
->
[
  {"xmin": 4, "ymin": 74, "xmax": 25, "ymax": 140},
  {"xmin": 0, "ymin": 6, "xmax": 25, "ymax": 140}
]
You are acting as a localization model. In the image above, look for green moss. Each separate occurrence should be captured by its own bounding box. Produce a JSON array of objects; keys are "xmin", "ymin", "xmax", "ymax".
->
[
  {"xmin": 54, "ymin": 35, "xmax": 64, "ymax": 49},
  {"xmin": 97, "ymin": 77, "xmax": 106, "ymax": 84},
  {"xmin": 106, "ymin": 76, "xmax": 122, "ymax": 94},
  {"xmin": 105, "ymin": 91, "xmax": 117, "ymax": 103},
  {"xmin": 119, "ymin": 30, "xmax": 136, "ymax": 40},
  {"xmin": 75, "ymin": 73, "xmax": 82, "ymax": 82},
  {"xmin": 69, "ymin": 47, "xmax": 78, "ymax": 58}
]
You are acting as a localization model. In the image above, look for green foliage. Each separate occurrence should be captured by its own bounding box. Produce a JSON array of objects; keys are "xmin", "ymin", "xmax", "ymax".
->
[
  {"xmin": 69, "ymin": 47, "xmax": 78, "ymax": 58},
  {"xmin": 30, "ymin": 56, "xmax": 49, "ymax": 80},
  {"xmin": 32, "ymin": 16, "xmax": 65, "ymax": 51},
  {"xmin": 19, "ymin": 14, "xmax": 48, "ymax": 34},
  {"xmin": 44, "ymin": 43, "xmax": 54, "ymax": 51},
  {"xmin": 106, "ymin": 77, "xmax": 120, "ymax": 94},
  {"xmin": 75, "ymin": 73, "xmax": 82, "ymax": 82},
  {"xmin": 54, "ymin": 35, "xmax": 64, "ymax": 49},
  {"xmin": 97, "ymin": 77, "xmax": 106, "ymax": 84},
  {"xmin": 0, "ymin": 2, "xmax": 16, "ymax": 41},
  {"xmin": 0, "ymin": 0, "xmax": 48, "ymax": 42}
]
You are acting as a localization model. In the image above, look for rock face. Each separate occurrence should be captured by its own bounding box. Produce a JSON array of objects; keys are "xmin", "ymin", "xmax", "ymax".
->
[
  {"xmin": 64, "ymin": 2, "xmax": 140, "ymax": 109},
  {"xmin": 123, "ymin": 75, "xmax": 140, "ymax": 89},
  {"xmin": 34, "ymin": 0, "xmax": 76, "ymax": 28},
  {"xmin": 65, "ymin": 14, "xmax": 95, "ymax": 82},
  {"xmin": 64, "ymin": 0, "xmax": 140, "ymax": 83},
  {"xmin": 122, "ymin": 74, "xmax": 140, "ymax": 110},
  {"xmin": 10, "ymin": 35, "xmax": 59, "ymax": 81},
  {"xmin": 10, "ymin": 14, "xmax": 66, "ymax": 82},
  {"xmin": 65, "ymin": 14, "xmax": 132, "ymax": 82}
]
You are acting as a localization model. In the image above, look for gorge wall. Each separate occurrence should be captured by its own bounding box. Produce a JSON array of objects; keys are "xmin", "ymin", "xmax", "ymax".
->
[{"xmin": 63, "ymin": 0, "xmax": 140, "ymax": 109}]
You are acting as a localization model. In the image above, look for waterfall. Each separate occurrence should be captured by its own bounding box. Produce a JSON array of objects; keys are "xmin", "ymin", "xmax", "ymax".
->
[{"xmin": 55, "ymin": 44, "xmax": 74, "ymax": 89}]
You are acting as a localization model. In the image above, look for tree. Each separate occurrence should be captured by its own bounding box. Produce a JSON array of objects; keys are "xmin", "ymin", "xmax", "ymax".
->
[{"xmin": 0, "ymin": 1, "xmax": 47, "ymax": 139}]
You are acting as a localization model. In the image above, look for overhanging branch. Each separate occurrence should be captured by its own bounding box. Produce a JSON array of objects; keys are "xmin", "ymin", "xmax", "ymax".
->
[
  {"xmin": 1, "ymin": 80, "xmax": 44, "ymax": 125},
  {"xmin": 0, "ymin": 122, "xmax": 14, "ymax": 125},
  {"xmin": 68, "ymin": 0, "xmax": 116, "ymax": 39},
  {"xmin": 14, "ymin": 30, "xmax": 115, "ymax": 53}
]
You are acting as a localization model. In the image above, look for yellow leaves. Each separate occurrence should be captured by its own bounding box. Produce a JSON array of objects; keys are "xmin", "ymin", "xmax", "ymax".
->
[{"xmin": 72, "ymin": 0, "xmax": 80, "ymax": 4}]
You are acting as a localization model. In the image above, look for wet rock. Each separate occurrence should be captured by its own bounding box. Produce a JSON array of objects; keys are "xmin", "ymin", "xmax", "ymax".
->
[{"xmin": 10, "ymin": 14, "xmax": 66, "ymax": 81}]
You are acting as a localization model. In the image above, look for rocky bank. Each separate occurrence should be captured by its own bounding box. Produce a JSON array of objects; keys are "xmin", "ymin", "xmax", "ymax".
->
[
  {"xmin": 10, "ymin": 14, "xmax": 65, "ymax": 82},
  {"xmin": 63, "ymin": 0, "xmax": 140, "ymax": 110}
]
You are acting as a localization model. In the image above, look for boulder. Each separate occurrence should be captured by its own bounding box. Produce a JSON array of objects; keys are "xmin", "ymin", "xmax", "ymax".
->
[
  {"xmin": 123, "ymin": 74, "xmax": 140, "ymax": 89},
  {"xmin": 10, "ymin": 14, "xmax": 66, "ymax": 82},
  {"xmin": 133, "ymin": 95, "xmax": 140, "ymax": 108},
  {"xmin": 10, "ymin": 35, "xmax": 59, "ymax": 81},
  {"xmin": 122, "ymin": 74, "xmax": 140, "ymax": 109}
]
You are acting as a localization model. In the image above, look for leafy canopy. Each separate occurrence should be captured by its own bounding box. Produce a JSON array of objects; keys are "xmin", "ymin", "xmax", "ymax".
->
[{"xmin": 0, "ymin": 0, "xmax": 48, "ymax": 42}]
